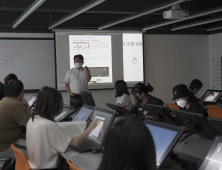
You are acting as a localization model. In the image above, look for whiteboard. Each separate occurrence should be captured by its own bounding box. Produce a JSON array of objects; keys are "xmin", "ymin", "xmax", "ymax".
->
[{"xmin": 0, "ymin": 39, "xmax": 55, "ymax": 90}]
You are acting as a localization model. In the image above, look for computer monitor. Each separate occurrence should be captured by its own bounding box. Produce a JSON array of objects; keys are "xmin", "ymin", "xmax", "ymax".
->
[
  {"xmin": 207, "ymin": 117, "xmax": 222, "ymax": 135},
  {"xmin": 172, "ymin": 110, "xmax": 201, "ymax": 130},
  {"xmin": 202, "ymin": 90, "xmax": 222, "ymax": 104},
  {"xmin": 106, "ymin": 103, "xmax": 131, "ymax": 116},
  {"xmin": 199, "ymin": 136, "xmax": 222, "ymax": 170},
  {"xmin": 28, "ymin": 94, "xmax": 37, "ymax": 109},
  {"xmin": 80, "ymin": 91, "xmax": 95, "ymax": 107},
  {"xmin": 84, "ymin": 107, "xmax": 116, "ymax": 149},
  {"xmin": 142, "ymin": 103, "xmax": 163, "ymax": 120},
  {"xmin": 72, "ymin": 105, "xmax": 94, "ymax": 122},
  {"xmin": 172, "ymin": 110, "xmax": 219, "ymax": 140},
  {"xmin": 144, "ymin": 120, "xmax": 184, "ymax": 168},
  {"xmin": 54, "ymin": 106, "xmax": 76, "ymax": 122},
  {"xmin": 158, "ymin": 107, "xmax": 181, "ymax": 126}
]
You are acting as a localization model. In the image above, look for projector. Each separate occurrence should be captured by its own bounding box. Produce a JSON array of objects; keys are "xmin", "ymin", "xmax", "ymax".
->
[{"xmin": 163, "ymin": 9, "xmax": 189, "ymax": 19}]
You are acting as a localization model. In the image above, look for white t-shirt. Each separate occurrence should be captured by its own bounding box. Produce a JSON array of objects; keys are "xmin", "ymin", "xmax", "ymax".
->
[
  {"xmin": 116, "ymin": 93, "xmax": 132, "ymax": 110},
  {"xmin": 26, "ymin": 115, "xmax": 72, "ymax": 169},
  {"xmin": 64, "ymin": 67, "xmax": 88, "ymax": 94}
]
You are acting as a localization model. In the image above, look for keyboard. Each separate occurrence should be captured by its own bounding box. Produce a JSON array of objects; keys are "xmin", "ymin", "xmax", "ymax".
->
[
  {"xmin": 70, "ymin": 143, "xmax": 93, "ymax": 153},
  {"xmin": 88, "ymin": 67, "xmax": 109, "ymax": 77}
]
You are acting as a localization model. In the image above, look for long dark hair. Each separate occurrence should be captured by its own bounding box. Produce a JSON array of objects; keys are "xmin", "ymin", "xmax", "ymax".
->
[
  {"xmin": 98, "ymin": 116, "xmax": 157, "ymax": 170},
  {"xmin": 131, "ymin": 83, "xmax": 153, "ymax": 96},
  {"xmin": 32, "ymin": 87, "xmax": 63, "ymax": 121},
  {"xmin": 115, "ymin": 80, "xmax": 130, "ymax": 97}
]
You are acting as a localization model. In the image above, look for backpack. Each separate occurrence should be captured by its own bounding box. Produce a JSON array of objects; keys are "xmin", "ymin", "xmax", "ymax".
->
[{"xmin": 2, "ymin": 158, "xmax": 15, "ymax": 170}]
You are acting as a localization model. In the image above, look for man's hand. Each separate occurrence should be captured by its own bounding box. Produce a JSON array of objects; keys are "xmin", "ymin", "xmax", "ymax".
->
[
  {"xmin": 20, "ymin": 98, "xmax": 29, "ymax": 109},
  {"xmin": 89, "ymin": 119, "xmax": 101, "ymax": 130},
  {"xmin": 70, "ymin": 92, "xmax": 75, "ymax": 97},
  {"xmin": 206, "ymin": 92, "xmax": 214, "ymax": 98},
  {"xmin": 146, "ymin": 115, "xmax": 155, "ymax": 120},
  {"xmin": 84, "ymin": 66, "xmax": 88, "ymax": 70}
]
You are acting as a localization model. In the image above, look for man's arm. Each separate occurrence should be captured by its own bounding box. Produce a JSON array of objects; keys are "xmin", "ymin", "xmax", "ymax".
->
[
  {"xmin": 70, "ymin": 119, "xmax": 100, "ymax": 147},
  {"xmin": 84, "ymin": 66, "xmax": 91, "ymax": 82},
  {"xmin": 20, "ymin": 98, "xmax": 30, "ymax": 113},
  {"xmin": 65, "ymin": 82, "xmax": 74, "ymax": 96},
  {"xmin": 199, "ymin": 92, "xmax": 214, "ymax": 102},
  {"xmin": 198, "ymin": 100, "xmax": 203, "ymax": 106}
]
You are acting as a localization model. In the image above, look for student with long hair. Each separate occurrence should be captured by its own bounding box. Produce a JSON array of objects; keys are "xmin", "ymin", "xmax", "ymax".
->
[
  {"xmin": 130, "ymin": 83, "xmax": 163, "ymax": 115},
  {"xmin": 98, "ymin": 116, "xmax": 156, "ymax": 170},
  {"xmin": 115, "ymin": 80, "xmax": 132, "ymax": 110},
  {"xmin": 26, "ymin": 87, "xmax": 100, "ymax": 170}
]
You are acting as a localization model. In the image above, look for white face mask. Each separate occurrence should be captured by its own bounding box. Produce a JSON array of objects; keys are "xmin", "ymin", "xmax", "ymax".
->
[
  {"xmin": 176, "ymin": 100, "xmax": 187, "ymax": 108},
  {"xmin": 75, "ymin": 63, "xmax": 83, "ymax": 68}
]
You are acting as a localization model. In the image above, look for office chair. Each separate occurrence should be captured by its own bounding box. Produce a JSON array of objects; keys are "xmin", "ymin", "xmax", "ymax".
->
[
  {"xmin": 166, "ymin": 103, "xmax": 179, "ymax": 110},
  {"xmin": 67, "ymin": 160, "xmax": 81, "ymax": 170},
  {"xmin": 207, "ymin": 105, "xmax": 222, "ymax": 119},
  {"xmin": 11, "ymin": 144, "xmax": 30, "ymax": 170}
]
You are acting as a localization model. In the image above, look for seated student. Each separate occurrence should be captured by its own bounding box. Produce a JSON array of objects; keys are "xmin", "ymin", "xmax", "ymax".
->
[
  {"xmin": 0, "ymin": 79, "xmax": 30, "ymax": 158},
  {"xmin": 173, "ymin": 84, "xmax": 219, "ymax": 139},
  {"xmin": 173, "ymin": 84, "xmax": 208, "ymax": 117},
  {"xmin": 130, "ymin": 83, "xmax": 163, "ymax": 115},
  {"xmin": 189, "ymin": 79, "xmax": 214, "ymax": 106},
  {"xmin": 115, "ymin": 80, "xmax": 132, "ymax": 110},
  {"xmin": 26, "ymin": 87, "xmax": 100, "ymax": 170},
  {"xmin": 0, "ymin": 73, "xmax": 18, "ymax": 101},
  {"xmin": 97, "ymin": 116, "xmax": 156, "ymax": 170}
]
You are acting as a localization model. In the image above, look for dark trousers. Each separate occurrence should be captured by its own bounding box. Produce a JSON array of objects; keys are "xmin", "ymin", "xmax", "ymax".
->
[{"xmin": 70, "ymin": 94, "xmax": 82, "ymax": 107}]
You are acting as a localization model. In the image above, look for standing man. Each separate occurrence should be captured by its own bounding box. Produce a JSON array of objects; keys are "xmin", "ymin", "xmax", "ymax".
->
[{"xmin": 64, "ymin": 54, "xmax": 91, "ymax": 106}]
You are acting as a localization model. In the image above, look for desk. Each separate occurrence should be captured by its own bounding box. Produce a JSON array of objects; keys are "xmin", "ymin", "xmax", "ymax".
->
[
  {"xmin": 60, "ymin": 147, "xmax": 102, "ymax": 170},
  {"xmin": 60, "ymin": 135, "xmax": 212, "ymax": 170},
  {"xmin": 60, "ymin": 147, "xmax": 183, "ymax": 170},
  {"xmin": 173, "ymin": 134, "xmax": 213, "ymax": 163}
]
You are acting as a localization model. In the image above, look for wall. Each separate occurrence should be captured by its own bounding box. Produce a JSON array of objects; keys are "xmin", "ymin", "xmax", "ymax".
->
[
  {"xmin": 209, "ymin": 33, "xmax": 222, "ymax": 89},
  {"xmin": 22, "ymin": 33, "xmax": 213, "ymax": 106},
  {"xmin": 144, "ymin": 34, "xmax": 210, "ymax": 103},
  {"xmin": 24, "ymin": 90, "xmax": 135, "ymax": 109}
]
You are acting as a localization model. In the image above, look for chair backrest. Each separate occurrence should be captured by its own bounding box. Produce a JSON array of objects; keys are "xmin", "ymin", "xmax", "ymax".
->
[
  {"xmin": 207, "ymin": 105, "xmax": 222, "ymax": 119},
  {"xmin": 11, "ymin": 144, "xmax": 30, "ymax": 170},
  {"xmin": 67, "ymin": 160, "xmax": 81, "ymax": 170},
  {"xmin": 166, "ymin": 103, "xmax": 179, "ymax": 110}
]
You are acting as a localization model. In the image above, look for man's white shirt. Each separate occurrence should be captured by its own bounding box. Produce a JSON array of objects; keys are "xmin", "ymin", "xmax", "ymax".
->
[{"xmin": 64, "ymin": 67, "xmax": 88, "ymax": 94}]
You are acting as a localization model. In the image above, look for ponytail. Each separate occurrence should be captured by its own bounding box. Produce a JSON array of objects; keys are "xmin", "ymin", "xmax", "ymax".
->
[
  {"xmin": 132, "ymin": 83, "xmax": 154, "ymax": 95},
  {"xmin": 147, "ymin": 83, "xmax": 153, "ymax": 93}
]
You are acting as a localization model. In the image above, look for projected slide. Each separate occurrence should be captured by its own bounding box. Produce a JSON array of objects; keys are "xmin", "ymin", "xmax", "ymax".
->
[
  {"xmin": 69, "ymin": 35, "xmax": 112, "ymax": 84},
  {"xmin": 123, "ymin": 34, "xmax": 143, "ymax": 83}
]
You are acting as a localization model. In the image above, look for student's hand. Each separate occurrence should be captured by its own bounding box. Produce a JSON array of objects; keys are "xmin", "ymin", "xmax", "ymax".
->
[
  {"xmin": 208, "ymin": 92, "xmax": 215, "ymax": 97},
  {"xmin": 70, "ymin": 92, "xmax": 75, "ymax": 96},
  {"xmin": 116, "ymin": 103, "xmax": 126, "ymax": 108},
  {"xmin": 180, "ymin": 126, "xmax": 188, "ymax": 131},
  {"xmin": 116, "ymin": 103, "xmax": 123, "ymax": 107},
  {"xmin": 20, "ymin": 98, "xmax": 29, "ymax": 108},
  {"xmin": 89, "ymin": 119, "xmax": 101, "ymax": 130},
  {"xmin": 146, "ymin": 115, "xmax": 155, "ymax": 120}
]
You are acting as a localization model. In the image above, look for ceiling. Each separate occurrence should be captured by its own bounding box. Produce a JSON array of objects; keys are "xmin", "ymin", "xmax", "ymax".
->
[{"xmin": 0, "ymin": 0, "xmax": 222, "ymax": 34}]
